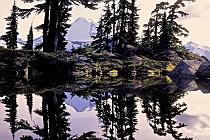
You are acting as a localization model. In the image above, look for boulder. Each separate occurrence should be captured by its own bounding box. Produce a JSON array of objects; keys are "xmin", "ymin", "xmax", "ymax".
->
[
  {"xmin": 170, "ymin": 77, "xmax": 210, "ymax": 93},
  {"xmin": 169, "ymin": 60, "xmax": 202, "ymax": 78},
  {"xmin": 196, "ymin": 79, "xmax": 210, "ymax": 93},
  {"xmin": 122, "ymin": 44, "xmax": 136, "ymax": 57},
  {"xmin": 197, "ymin": 61, "xmax": 210, "ymax": 78}
]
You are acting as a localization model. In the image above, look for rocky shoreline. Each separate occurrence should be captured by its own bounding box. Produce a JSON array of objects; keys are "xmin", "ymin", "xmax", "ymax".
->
[{"xmin": 0, "ymin": 48, "xmax": 175, "ymax": 79}]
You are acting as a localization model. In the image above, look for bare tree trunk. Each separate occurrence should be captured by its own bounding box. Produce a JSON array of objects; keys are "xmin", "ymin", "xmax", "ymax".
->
[
  {"xmin": 43, "ymin": 0, "xmax": 50, "ymax": 52},
  {"xmin": 47, "ymin": 0, "xmax": 59, "ymax": 52}
]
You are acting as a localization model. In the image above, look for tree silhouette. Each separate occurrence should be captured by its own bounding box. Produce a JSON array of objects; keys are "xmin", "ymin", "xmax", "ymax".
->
[
  {"xmin": 92, "ymin": 2, "xmax": 112, "ymax": 52},
  {"xmin": 56, "ymin": 0, "xmax": 72, "ymax": 51},
  {"xmin": 92, "ymin": 17, "xmax": 105, "ymax": 51},
  {"xmin": 92, "ymin": 87, "xmax": 138, "ymax": 139},
  {"xmin": 125, "ymin": 0, "xmax": 139, "ymax": 47},
  {"xmin": 25, "ymin": 94, "xmax": 33, "ymax": 117},
  {"xmin": 23, "ymin": 25, "xmax": 33, "ymax": 50},
  {"xmin": 1, "ymin": 94, "xmax": 18, "ymax": 139},
  {"xmin": 18, "ymin": 91, "xmax": 71, "ymax": 139},
  {"xmin": 1, "ymin": 1, "xmax": 19, "ymax": 49},
  {"xmin": 140, "ymin": 83, "xmax": 192, "ymax": 140}
]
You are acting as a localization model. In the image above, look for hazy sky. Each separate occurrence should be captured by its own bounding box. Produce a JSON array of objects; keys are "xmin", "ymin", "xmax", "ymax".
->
[{"xmin": 0, "ymin": 0, "xmax": 209, "ymax": 46}]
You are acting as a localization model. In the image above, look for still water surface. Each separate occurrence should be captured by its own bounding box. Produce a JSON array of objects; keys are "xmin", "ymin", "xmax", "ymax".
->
[{"xmin": 0, "ymin": 76, "xmax": 210, "ymax": 140}]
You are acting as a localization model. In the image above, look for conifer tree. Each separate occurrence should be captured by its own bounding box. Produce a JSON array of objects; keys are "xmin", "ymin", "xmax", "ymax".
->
[
  {"xmin": 92, "ymin": 3, "xmax": 112, "ymax": 52},
  {"xmin": 57, "ymin": 0, "xmax": 72, "ymax": 51},
  {"xmin": 23, "ymin": 25, "xmax": 33, "ymax": 50},
  {"xmin": 126, "ymin": 0, "xmax": 139, "ymax": 46},
  {"xmin": 141, "ymin": 2, "xmax": 168, "ymax": 55},
  {"xmin": 102, "ymin": 3, "xmax": 112, "ymax": 51},
  {"xmin": 141, "ymin": 18, "xmax": 154, "ymax": 55},
  {"xmin": 142, "ymin": 0, "xmax": 195, "ymax": 57},
  {"xmin": 92, "ymin": 17, "xmax": 104, "ymax": 51},
  {"xmin": 158, "ymin": 12, "xmax": 174, "ymax": 54},
  {"xmin": 166, "ymin": 0, "xmax": 192, "ymax": 52},
  {"xmin": 115, "ymin": 0, "xmax": 127, "ymax": 53},
  {"xmin": 2, "ymin": 1, "xmax": 19, "ymax": 49}
]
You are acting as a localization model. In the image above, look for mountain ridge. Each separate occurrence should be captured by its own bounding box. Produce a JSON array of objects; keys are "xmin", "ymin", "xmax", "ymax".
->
[{"xmin": 185, "ymin": 41, "xmax": 210, "ymax": 60}]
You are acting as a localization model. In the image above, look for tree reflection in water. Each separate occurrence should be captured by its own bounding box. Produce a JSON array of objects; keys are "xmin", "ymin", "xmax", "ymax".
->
[
  {"xmin": 92, "ymin": 89, "xmax": 139, "ymax": 140},
  {"xmin": 0, "ymin": 76, "xmax": 195, "ymax": 140},
  {"xmin": 1, "ymin": 94, "xmax": 18, "ymax": 140},
  {"xmin": 20, "ymin": 91, "xmax": 71, "ymax": 140},
  {"xmin": 25, "ymin": 94, "xmax": 33, "ymax": 117},
  {"xmin": 139, "ymin": 83, "xmax": 193, "ymax": 140}
]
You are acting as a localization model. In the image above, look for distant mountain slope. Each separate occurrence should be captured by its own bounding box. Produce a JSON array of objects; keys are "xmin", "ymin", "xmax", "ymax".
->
[{"xmin": 185, "ymin": 41, "xmax": 210, "ymax": 60}]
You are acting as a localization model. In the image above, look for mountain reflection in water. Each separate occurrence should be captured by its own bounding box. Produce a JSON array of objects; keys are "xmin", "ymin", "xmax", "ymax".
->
[{"xmin": 0, "ymin": 76, "xmax": 210, "ymax": 140}]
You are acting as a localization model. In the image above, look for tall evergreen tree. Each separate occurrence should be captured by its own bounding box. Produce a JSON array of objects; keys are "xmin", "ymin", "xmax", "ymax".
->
[
  {"xmin": 92, "ymin": 3, "xmax": 112, "ymax": 52},
  {"xmin": 23, "ymin": 25, "xmax": 33, "ymax": 50},
  {"xmin": 151, "ymin": 2, "xmax": 169, "ymax": 53},
  {"xmin": 126, "ymin": 0, "xmax": 139, "ymax": 46},
  {"xmin": 1, "ymin": 1, "xmax": 19, "ymax": 49},
  {"xmin": 115, "ymin": 0, "xmax": 127, "ymax": 53},
  {"xmin": 141, "ymin": 18, "xmax": 154, "ymax": 55},
  {"xmin": 57, "ymin": 0, "xmax": 72, "ymax": 51},
  {"xmin": 158, "ymin": 12, "xmax": 177, "ymax": 54},
  {"xmin": 166, "ymin": 0, "xmax": 193, "ymax": 52},
  {"xmin": 141, "ymin": 2, "xmax": 168, "ymax": 55},
  {"xmin": 92, "ymin": 17, "xmax": 104, "ymax": 51},
  {"xmin": 102, "ymin": 3, "xmax": 112, "ymax": 51}
]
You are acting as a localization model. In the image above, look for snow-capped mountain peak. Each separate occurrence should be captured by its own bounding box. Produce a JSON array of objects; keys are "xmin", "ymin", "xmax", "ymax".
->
[{"xmin": 66, "ymin": 17, "xmax": 97, "ymax": 42}]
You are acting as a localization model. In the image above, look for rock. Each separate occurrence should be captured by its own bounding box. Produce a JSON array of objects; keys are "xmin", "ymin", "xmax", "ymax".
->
[
  {"xmin": 122, "ymin": 44, "xmax": 136, "ymax": 57},
  {"xmin": 197, "ymin": 61, "xmax": 210, "ymax": 78},
  {"xmin": 169, "ymin": 60, "xmax": 202, "ymax": 78},
  {"xmin": 165, "ymin": 51, "xmax": 180, "ymax": 62},
  {"xmin": 196, "ymin": 79, "xmax": 210, "ymax": 93},
  {"xmin": 132, "ymin": 56, "xmax": 143, "ymax": 66}
]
